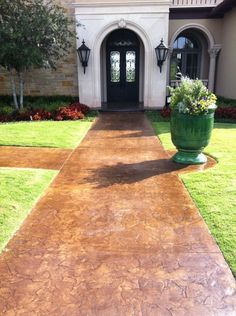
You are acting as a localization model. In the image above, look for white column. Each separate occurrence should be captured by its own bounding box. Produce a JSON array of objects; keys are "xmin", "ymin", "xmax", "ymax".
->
[
  {"xmin": 208, "ymin": 46, "xmax": 221, "ymax": 92},
  {"xmin": 166, "ymin": 47, "xmax": 173, "ymax": 87}
]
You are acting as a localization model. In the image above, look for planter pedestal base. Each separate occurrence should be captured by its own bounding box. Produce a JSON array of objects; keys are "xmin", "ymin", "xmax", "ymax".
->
[{"xmin": 172, "ymin": 151, "xmax": 207, "ymax": 165}]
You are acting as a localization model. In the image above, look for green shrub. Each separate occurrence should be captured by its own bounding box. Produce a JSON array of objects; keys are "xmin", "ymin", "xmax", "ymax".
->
[
  {"xmin": 217, "ymin": 96, "xmax": 236, "ymax": 108},
  {"xmin": 0, "ymin": 106, "xmax": 14, "ymax": 116},
  {"xmin": 0, "ymin": 95, "xmax": 78, "ymax": 112}
]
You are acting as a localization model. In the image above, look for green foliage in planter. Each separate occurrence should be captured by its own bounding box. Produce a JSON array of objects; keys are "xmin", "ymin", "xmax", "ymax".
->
[{"xmin": 169, "ymin": 78, "xmax": 217, "ymax": 115}]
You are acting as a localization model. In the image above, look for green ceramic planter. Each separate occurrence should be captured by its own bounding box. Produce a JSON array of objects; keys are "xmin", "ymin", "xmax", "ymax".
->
[{"xmin": 170, "ymin": 106, "xmax": 216, "ymax": 165}]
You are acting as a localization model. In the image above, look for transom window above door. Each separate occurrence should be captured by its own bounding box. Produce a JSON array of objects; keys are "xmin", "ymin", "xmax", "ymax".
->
[{"xmin": 107, "ymin": 29, "xmax": 139, "ymax": 48}]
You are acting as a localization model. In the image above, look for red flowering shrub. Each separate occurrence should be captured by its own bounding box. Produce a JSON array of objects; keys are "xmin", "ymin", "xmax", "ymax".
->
[
  {"xmin": 0, "ymin": 101, "xmax": 90, "ymax": 122},
  {"xmin": 0, "ymin": 115, "xmax": 9, "ymax": 122},
  {"xmin": 55, "ymin": 106, "xmax": 84, "ymax": 121},
  {"xmin": 69, "ymin": 102, "xmax": 90, "ymax": 115},
  {"xmin": 215, "ymin": 107, "xmax": 236, "ymax": 120},
  {"xmin": 160, "ymin": 107, "xmax": 171, "ymax": 118},
  {"xmin": 54, "ymin": 102, "xmax": 89, "ymax": 121},
  {"xmin": 159, "ymin": 105, "xmax": 236, "ymax": 120},
  {"xmin": 32, "ymin": 109, "xmax": 52, "ymax": 121}
]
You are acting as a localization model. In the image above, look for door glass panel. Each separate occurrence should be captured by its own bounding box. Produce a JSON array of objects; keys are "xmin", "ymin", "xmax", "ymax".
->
[
  {"xmin": 126, "ymin": 51, "xmax": 136, "ymax": 82},
  {"xmin": 110, "ymin": 51, "xmax": 120, "ymax": 82}
]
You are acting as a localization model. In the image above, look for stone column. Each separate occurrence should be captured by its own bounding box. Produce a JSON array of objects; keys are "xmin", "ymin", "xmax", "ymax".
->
[{"xmin": 208, "ymin": 46, "xmax": 221, "ymax": 92}]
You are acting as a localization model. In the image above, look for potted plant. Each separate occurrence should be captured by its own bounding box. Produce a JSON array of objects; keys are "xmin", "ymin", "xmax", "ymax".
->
[{"xmin": 169, "ymin": 78, "xmax": 217, "ymax": 164}]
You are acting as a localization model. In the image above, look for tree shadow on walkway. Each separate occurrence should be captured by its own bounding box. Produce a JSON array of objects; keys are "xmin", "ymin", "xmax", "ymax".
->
[{"xmin": 82, "ymin": 159, "xmax": 186, "ymax": 188}]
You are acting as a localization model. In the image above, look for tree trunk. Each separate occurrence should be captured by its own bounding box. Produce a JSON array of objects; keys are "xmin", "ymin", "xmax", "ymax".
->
[
  {"xmin": 9, "ymin": 68, "xmax": 19, "ymax": 110},
  {"xmin": 19, "ymin": 72, "xmax": 24, "ymax": 109}
]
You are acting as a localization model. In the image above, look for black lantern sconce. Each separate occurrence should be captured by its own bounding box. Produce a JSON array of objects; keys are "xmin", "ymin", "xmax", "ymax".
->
[
  {"xmin": 155, "ymin": 39, "xmax": 169, "ymax": 73},
  {"xmin": 77, "ymin": 40, "xmax": 91, "ymax": 74}
]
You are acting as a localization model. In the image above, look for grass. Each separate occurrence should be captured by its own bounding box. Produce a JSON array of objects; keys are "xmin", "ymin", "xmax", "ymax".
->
[
  {"xmin": 148, "ymin": 111, "xmax": 236, "ymax": 276},
  {"xmin": 0, "ymin": 119, "xmax": 95, "ymax": 148},
  {"xmin": 0, "ymin": 98, "xmax": 97, "ymax": 254},
  {"xmin": 0, "ymin": 105, "xmax": 96, "ymax": 252},
  {"xmin": 0, "ymin": 94, "xmax": 97, "ymax": 148},
  {"xmin": 0, "ymin": 168, "xmax": 56, "ymax": 251}
]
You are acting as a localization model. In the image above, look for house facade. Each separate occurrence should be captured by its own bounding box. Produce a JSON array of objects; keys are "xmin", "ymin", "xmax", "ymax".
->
[{"xmin": 0, "ymin": 0, "xmax": 235, "ymax": 110}]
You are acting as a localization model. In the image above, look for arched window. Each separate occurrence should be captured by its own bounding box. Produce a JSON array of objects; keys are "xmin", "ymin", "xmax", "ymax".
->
[{"xmin": 170, "ymin": 33, "xmax": 202, "ymax": 80}]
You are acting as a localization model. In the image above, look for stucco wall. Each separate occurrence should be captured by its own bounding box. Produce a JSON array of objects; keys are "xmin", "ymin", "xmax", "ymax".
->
[
  {"xmin": 215, "ymin": 8, "xmax": 236, "ymax": 99},
  {"xmin": 169, "ymin": 19, "xmax": 223, "ymax": 45}
]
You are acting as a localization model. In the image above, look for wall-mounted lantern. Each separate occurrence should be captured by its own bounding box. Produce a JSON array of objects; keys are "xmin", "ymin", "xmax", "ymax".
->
[
  {"xmin": 77, "ymin": 40, "xmax": 91, "ymax": 74},
  {"xmin": 155, "ymin": 39, "xmax": 169, "ymax": 73}
]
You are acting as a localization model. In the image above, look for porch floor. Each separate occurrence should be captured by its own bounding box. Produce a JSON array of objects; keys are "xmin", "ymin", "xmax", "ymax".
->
[
  {"xmin": 0, "ymin": 113, "xmax": 235, "ymax": 315},
  {"xmin": 101, "ymin": 102, "xmax": 143, "ymax": 112}
]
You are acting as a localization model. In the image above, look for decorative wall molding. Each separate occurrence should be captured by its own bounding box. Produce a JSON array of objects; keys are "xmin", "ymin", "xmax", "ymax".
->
[
  {"xmin": 72, "ymin": 1, "xmax": 171, "ymax": 8},
  {"xmin": 208, "ymin": 45, "xmax": 221, "ymax": 58},
  {"xmin": 74, "ymin": 3, "xmax": 170, "ymax": 15},
  {"xmin": 118, "ymin": 18, "xmax": 126, "ymax": 28},
  {"xmin": 208, "ymin": 45, "xmax": 221, "ymax": 91}
]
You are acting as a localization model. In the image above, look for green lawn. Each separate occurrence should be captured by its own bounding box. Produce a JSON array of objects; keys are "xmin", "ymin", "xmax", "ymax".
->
[
  {"xmin": 0, "ymin": 168, "xmax": 56, "ymax": 251},
  {"xmin": 148, "ymin": 112, "xmax": 236, "ymax": 276},
  {"xmin": 0, "ymin": 116, "xmax": 96, "ymax": 251},
  {"xmin": 0, "ymin": 120, "xmax": 94, "ymax": 148}
]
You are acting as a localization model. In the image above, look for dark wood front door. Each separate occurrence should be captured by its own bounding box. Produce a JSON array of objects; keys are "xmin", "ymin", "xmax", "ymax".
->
[{"xmin": 106, "ymin": 30, "xmax": 140, "ymax": 103}]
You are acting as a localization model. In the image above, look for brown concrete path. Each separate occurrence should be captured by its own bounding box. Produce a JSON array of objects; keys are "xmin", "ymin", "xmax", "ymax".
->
[
  {"xmin": 0, "ymin": 146, "xmax": 72, "ymax": 170},
  {"xmin": 0, "ymin": 113, "xmax": 235, "ymax": 315}
]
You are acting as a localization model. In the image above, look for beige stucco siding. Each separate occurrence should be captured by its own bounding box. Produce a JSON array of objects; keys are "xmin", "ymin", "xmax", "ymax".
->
[
  {"xmin": 169, "ymin": 19, "xmax": 223, "ymax": 45},
  {"xmin": 216, "ymin": 8, "xmax": 236, "ymax": 99}
]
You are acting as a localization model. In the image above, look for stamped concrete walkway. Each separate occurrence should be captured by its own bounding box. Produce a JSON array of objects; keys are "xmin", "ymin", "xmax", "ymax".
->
[
  {"xmin": 0, "ymin": 146, "xmax": 72, "ymax": 170},
  {"xmin": 0, "ymin": 113, "xmax": 235, "ymax": 315}
]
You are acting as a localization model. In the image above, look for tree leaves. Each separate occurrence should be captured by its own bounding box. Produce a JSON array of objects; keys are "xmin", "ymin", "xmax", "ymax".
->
[
  {"xmin": 0, "ymin": 0, "xmax": 75, "ymax": 107},
  {"xmin": 0, "ymin": 0, "xmax": 74, "ymax": 71}
]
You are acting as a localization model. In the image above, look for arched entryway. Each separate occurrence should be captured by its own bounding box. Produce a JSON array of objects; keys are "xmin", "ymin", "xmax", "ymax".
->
[
  {"xmin": 169, "ymin": 24, "xmax": 221, "ymax": 91},
  {"xmin": 170, "ymin": 31, "xmax": 203, "ymax": 80},
  {"xmin": 170, "ymin": 31, "xmax": 204, "ymax": 80},
  {"xmin": 101, "ymin": 29, "xmax": 144, "ymax": 111},
  {"xmin": 75, "ymin": 7, "xmax": 168, "ymax": 109}
]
